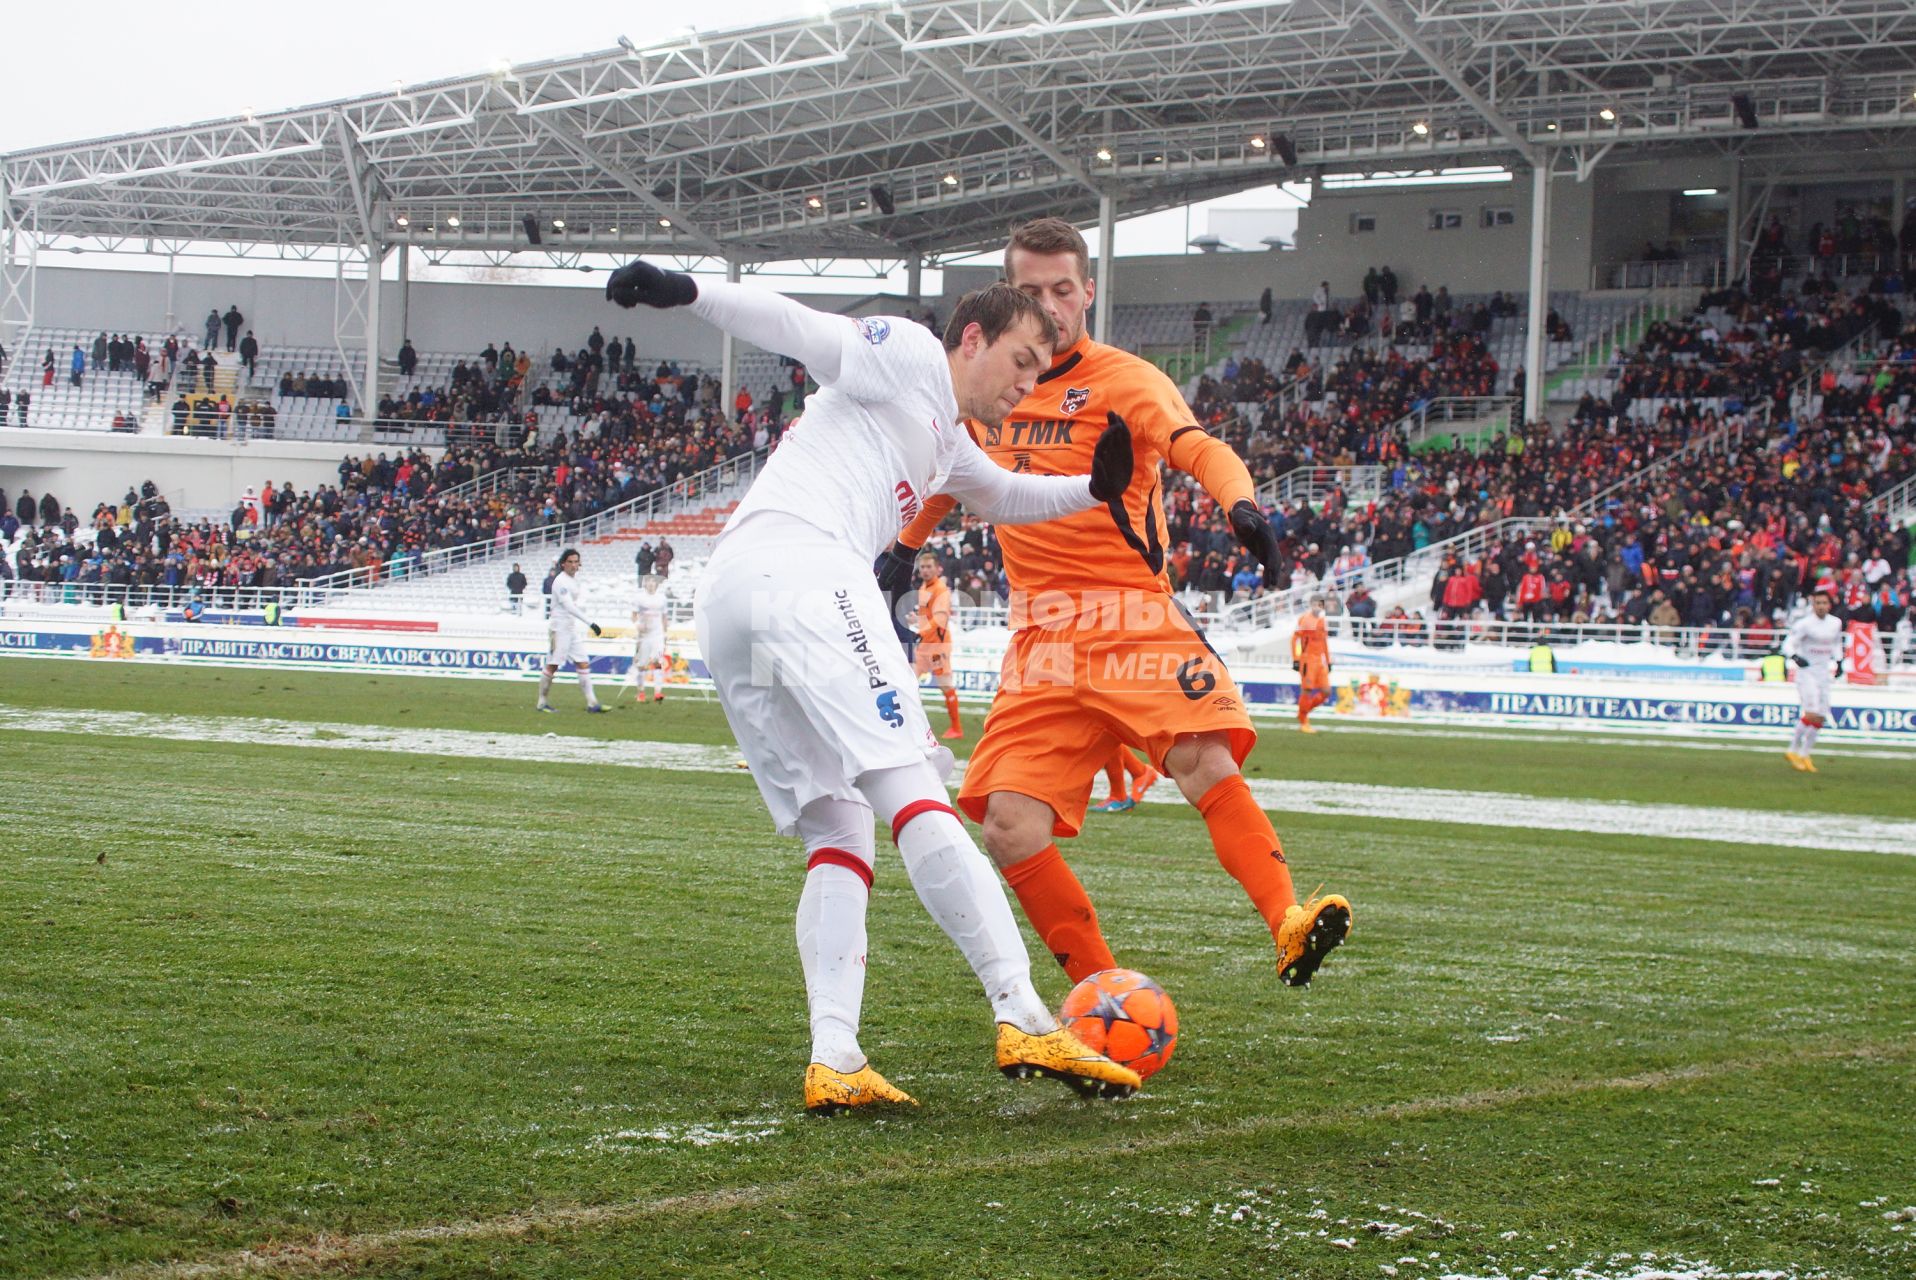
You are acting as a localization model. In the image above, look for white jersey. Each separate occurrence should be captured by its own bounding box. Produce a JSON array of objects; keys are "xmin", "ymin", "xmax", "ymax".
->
[
  {"xmin": 550, "ymin": 571, "xmax": 589, "ymax": 634},
  {"xmin": 693, "ymin": 284, "xmax": 1094, "ymax": 562},
  {"xmin": 1785, "ymin": 611, "xmax": 1845, "ymax": 670},
  {"xmin": 632, "ymin": 587, "xmax": 666, "ymax": 639}
]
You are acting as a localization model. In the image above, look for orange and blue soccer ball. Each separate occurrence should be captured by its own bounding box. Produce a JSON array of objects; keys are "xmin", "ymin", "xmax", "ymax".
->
[{"xmin": 1060, "ymin": 968, "xmax": 1178, "ymax": 1081}]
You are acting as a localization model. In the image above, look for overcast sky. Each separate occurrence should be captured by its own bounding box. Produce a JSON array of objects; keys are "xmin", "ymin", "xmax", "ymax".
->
[{"xmin": 2, "ymin": 0, "xmax": 1299, "ymax": 277}]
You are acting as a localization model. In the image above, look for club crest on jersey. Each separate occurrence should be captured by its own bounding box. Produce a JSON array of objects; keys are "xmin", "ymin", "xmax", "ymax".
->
[
  {"xmin": 1060, "ymin": 386, "xmax": 1091, "ymax": 414},
  {"xmin": 984, "ymin": 423, "xmax": 1002, "ymax": 446},
  {"xmin": 858, "ymin": 317, "xmax": 892, "ymax": 345}
]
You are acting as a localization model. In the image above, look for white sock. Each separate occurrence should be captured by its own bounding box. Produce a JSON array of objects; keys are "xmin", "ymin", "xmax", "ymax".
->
[
  {"xmin": 861, "ymin": 763, "xmax": 1056, "ymax": 1034},
  {"xmin": 797, "ymin": 859, "xmax": 869, "ymax": 1072},
  {"xmin": 577, "ymin": 667, "xmax": 598, "ymax": 706},
  {"xmin": 538, "ymin": 670, "xmax": 553, "ymax": 702},
  {"xmin": 1801, "ymin": 721, "xmax": 1821, "ymax": 757}
]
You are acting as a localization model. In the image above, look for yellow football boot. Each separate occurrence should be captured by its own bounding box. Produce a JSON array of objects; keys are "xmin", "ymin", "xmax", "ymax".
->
[
  {"xmin": 1799, "ymin": 755, "xmax": 1818, "ymax": 773},
  {"xmin": 1785, "ymin": 751, "xmax": 1810, "ymax": 771},
  {"xmin": 1278, "ymin": 891, "xmax": 1353, "ymax": 987},
  {"xmin": 803, "ymin": 1063, "xmax": 917, "ymax": 1115},
  {"xmin": 995, "ymin": 1023, "xmax": 1141, "ymax": 1098}
]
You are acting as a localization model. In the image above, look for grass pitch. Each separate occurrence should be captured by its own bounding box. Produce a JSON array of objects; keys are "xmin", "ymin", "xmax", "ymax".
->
[{"xmin": 2, "ymin": 660, "xmax": 1913, "ymax": 1279}]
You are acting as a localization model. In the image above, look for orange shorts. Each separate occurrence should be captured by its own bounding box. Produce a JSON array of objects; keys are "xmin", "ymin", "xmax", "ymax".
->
[
  {"xmin": 1300, "ymin": 659, "xmax": 1331, "ymax": 694},
  {"xmin": 913, "ymin": 639, "xmax": 952, "ymax": 680},
  {"xmin": 958, "ymin": 598, "xmax": 1255, "ymax": 838}
]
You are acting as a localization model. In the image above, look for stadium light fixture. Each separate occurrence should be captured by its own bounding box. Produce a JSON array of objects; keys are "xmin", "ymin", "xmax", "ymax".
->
[
  {"xmin": 1250, "ymin": 135, "xmax": 1267, "ymax": 150},
  {"xmin": 657, "ymin": 218, "xmax": 671, "ymax": 228},
  {"xmin": 552, "ymin": 218, "xmax": 566, "ymax": 230},
  {"xmin": 394, "ymin": 214, "xmax": 410, "ymax": 228},
  {"xmin": 1684, "ymin": 188, "xmax": 1719, "ymax": 196},
  {"xmin": 446, "ymin": 216, "xmax": 460, "ymax": 228},
  {"xmin": 806, "ymin": 195, "xmax": 823, "ymax": 209},
  {"xmin": 390, "ymin": 79, "xmax": 406, "ymax": 97},
  {"xmin": 1599, "ymin": 107, "xmax": 1617, "ymax": 122},
  {"xmin": 1095, "ymin": 147, "xmax": 1113, "ymax": 162},
  {"xmin": 942, "ymin": 173, "xmax": 959, "ymax": 186},
  {"xmin": 1321, "ymin": 166, "xmax": 1514, "ymax": 191},
  {"xmin": 1411, "ymin": 121, "xmax": 1429, "ymax": 136}
]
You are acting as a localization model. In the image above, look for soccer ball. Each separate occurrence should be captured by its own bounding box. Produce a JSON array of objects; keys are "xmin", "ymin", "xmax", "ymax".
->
[{"xmin": 1060, "ymin": 968, "xmax": 1178, "ymax": 1081}]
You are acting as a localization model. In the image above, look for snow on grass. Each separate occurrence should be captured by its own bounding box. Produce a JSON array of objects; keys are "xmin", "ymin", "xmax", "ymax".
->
[{"xmin": 5, "ymin": 703, "xmax": 1914, "ymax": 855}]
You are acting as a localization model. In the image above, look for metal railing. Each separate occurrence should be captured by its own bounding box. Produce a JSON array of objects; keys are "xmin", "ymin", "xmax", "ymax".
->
[
  {"xmin": 1866, "ymin": 473, "xmax": 1916, "ymax": 522},
  {"xmin": 1255, "ymin": 465, "xmax": 1385, "ymax": 508},
  {"xmin": 1397, "ymin": 395, "xmax": 1522, "ymax": 450}
]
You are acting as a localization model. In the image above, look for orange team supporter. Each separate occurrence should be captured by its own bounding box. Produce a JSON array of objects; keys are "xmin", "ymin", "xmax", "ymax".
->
[
  {"xmin": 882, "ymin": 216, "xmax": 1351, "ymax": 991},
  {"xmin": 1292, "ymin": 606, "xmax": 1333, "ymax": 733},
  {"xmin": 911, "ymin": 556, "xmax": 965, "ymax": 739}
]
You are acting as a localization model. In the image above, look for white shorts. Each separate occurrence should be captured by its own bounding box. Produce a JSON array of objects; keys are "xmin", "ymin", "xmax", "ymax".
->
[
  {"xmin": 633, "ymin": 633, "xmax": 665, "ymax": 668},
  {"xmin": 548, "ymin": 626, "xmax": 589, "ymax": 668},
  {"xmin": 695, "ymin": 517, "xmax": 953, "ymax": 836},
  {"xmin": 1796, "ymin": 669, "xmax": 1832, "ymax": 718}
]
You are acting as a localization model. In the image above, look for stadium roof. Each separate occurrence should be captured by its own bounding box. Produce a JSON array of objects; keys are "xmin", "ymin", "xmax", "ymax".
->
[{"xmin": 5, "ymin": 0, "xmax": 1916, "ymax": 266}]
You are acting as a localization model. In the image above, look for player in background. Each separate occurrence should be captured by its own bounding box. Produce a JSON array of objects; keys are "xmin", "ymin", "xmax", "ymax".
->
[
  {"xmin": 1293, "ymin": 601, "xmax": 1333, "ymax": 733},
  {"xmin": 911, "ymin": 553, "xmax": 965, "ymax": 738},
  {"xmin": 1784, "ymin": 583, "xmax": 1845, "ymax": 772},
  {"xmin": 1093, "ymin": 745, "xmax": 1154, "ymax": 813},
  {"xmin": 879, "ymin": 217, "xmax": 1350, "ymax": 989},
  {"xmin": 628, "ymin": 573, "xmax": 669, "ymax": 703},
  {"xmin": 608, "ymin": 260, "xmax": 1142, "ymax": 1112},
  {"xmin": 538, "ymin": 548, "xmax": 607, "ymax": 714}
]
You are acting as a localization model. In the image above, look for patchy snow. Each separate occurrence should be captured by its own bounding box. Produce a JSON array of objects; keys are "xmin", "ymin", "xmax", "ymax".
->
[
  {"xmin": 5, "ymin": 703, "xmax": 1915, "ymax": 856},
  {"xmin": 584, "ymin": 1119, "xmax": 783, "ymax": 1151}
]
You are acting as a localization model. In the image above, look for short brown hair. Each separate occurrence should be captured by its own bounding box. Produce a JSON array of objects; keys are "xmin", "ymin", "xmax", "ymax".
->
[
  {"xmin": 1004, "ymin": 216, "xmax": 1090, "ymax": 283},
  {"xmin": 942, "ymin": 283, "xmax": 1058, "ymax": 352}
]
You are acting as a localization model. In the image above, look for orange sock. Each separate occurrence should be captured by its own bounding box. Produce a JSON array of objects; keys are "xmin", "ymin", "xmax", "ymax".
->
[
  {"xmin": 942, "ymin": 688, "xmax": 962, "ymax": 733},
  {"xmin": 1002, "ymin": 844, "xmax": 1116, "ymax": 983},
  {"xmin": 1102, "ymin": 758, "xmax": 1126, "ymax": 802},
  {"xmin": 1196, "ymin": 775, "xmax": 1296, "ymax": 942}
]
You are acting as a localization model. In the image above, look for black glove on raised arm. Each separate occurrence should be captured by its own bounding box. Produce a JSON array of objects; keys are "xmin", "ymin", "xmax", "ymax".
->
[
  {"xmin": 874, "ymin": 541, "xmax": 918, "ymax": 643},
  {"xmin": 605, "ymin": 260, "xmax": 699, "ymax": 309},
  {"xmin": 1228, "ymin": 498, "xmax": 1282, "ymax": 588},
  {"xmin": 588, "ymin": 622, "xmax": 603, "ymax": 637},
  {"xmin": 1089, "ymin": 412, "xmax": 1135, "ymax": 503},
  {"xmin": 1793, "ymin": 655, "xmax": 1810, "ymax": 668}
]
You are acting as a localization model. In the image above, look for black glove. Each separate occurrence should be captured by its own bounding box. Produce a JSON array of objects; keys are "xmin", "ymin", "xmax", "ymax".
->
[
  {"xmin": 1291, "ymin": 659, "xmax": 1301, "ymax": 673},
  {"xmin": 1228, "ymin": 498, "xmax": 1282, "ymax": 588},
  {"xmin": 605, "ymin": 260, "xmax": 698, "ymax": 310},
  {"xmin": 1792, "ymin": 654, "xmax": 1809, "ymax": 668},
  {"xmin": 874, "ymin": 541, "xmax": 917, "ymax": 642},
  {"xmin": 1089, "ymin": 412, "xmax": 1135, "ymax": 502},
  {"xmin": 589, "ymin": 622, "xmax": 602, "ymax": 637},
  {"xmin": 1834, "ymin": 659, "xmax": 1844, "ymax": 677}
]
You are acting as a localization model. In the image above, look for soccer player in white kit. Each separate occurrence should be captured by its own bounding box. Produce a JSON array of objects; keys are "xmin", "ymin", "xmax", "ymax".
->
[
  {"xmin": 628, "ymin": 574, "xmax": 669, "ymax": 703},
  {"xmin": 538, "ymin": 549, "xmax": 607, "ymax": 714},
  {"xmin": 1784, "ymin": 583, "xmax": 1845, "ymax": 772},
  {"xmin": 608, "ymin": 259, "xmax": 1142, "ymax": 1112}
]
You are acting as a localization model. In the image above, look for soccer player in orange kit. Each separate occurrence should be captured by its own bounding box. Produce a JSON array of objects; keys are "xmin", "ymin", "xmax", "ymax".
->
[
  {"xmin": 1093, "ymin": 744, "xmax": 1156, "ymax": 812},
  {"xmin": 912, "ymin": 552, "xmax": 965, "ymax": 739},
  {"xmin": 1293, "ymin": 601, "xmax": 1333, "ymax": 733},
  {"xmin": 877, "ymin": 217, "xmax": 1351, "ymax": 988}
]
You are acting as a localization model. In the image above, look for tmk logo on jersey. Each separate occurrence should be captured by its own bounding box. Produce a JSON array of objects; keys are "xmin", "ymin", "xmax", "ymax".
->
[
  {"xmin": 876, "ymin": 690, "xmax": 904, "ymax": 727},
  {"xmin": 894, "ymin": 480, "xmax": 921, "ymax": 524},
  {"xmin": 1007, "ymin": 420, "xmax": 1075, "ymax": 447},
  {"xmin": 858, "ymin": 317, "xmax": 891, "ymax": 345},
  {"xmin": 1060, "ymin": 386, "xmax": 1091, "ymax": 414}
]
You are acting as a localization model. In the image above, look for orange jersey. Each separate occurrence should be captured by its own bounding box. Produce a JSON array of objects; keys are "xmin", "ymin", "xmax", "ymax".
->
[
  {"xmin": 900, "ymin": 333, "xmax": 1257, "ymax": 623},
  {"xmin": 916, "ymin": 575, "xmax": 951, "ymax": 643},
  {"xmin": 1293, "ymin": 613, "xmax": 1329, "ymax": 665}
]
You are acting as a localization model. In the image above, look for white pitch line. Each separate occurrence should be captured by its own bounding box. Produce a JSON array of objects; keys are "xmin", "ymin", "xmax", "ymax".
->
[{"xmin": 3, "ymin": 704, "xmax": 1912, "ymax": 857}]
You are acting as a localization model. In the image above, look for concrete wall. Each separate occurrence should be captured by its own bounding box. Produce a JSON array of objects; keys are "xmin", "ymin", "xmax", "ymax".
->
[
  {"xmin": 1108, "ymin": 171, "xmax": 1594, "ymax": 307},
  {"xmin": 0, "ymin": 429, "xmax": 421, "ymax": 514}
]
